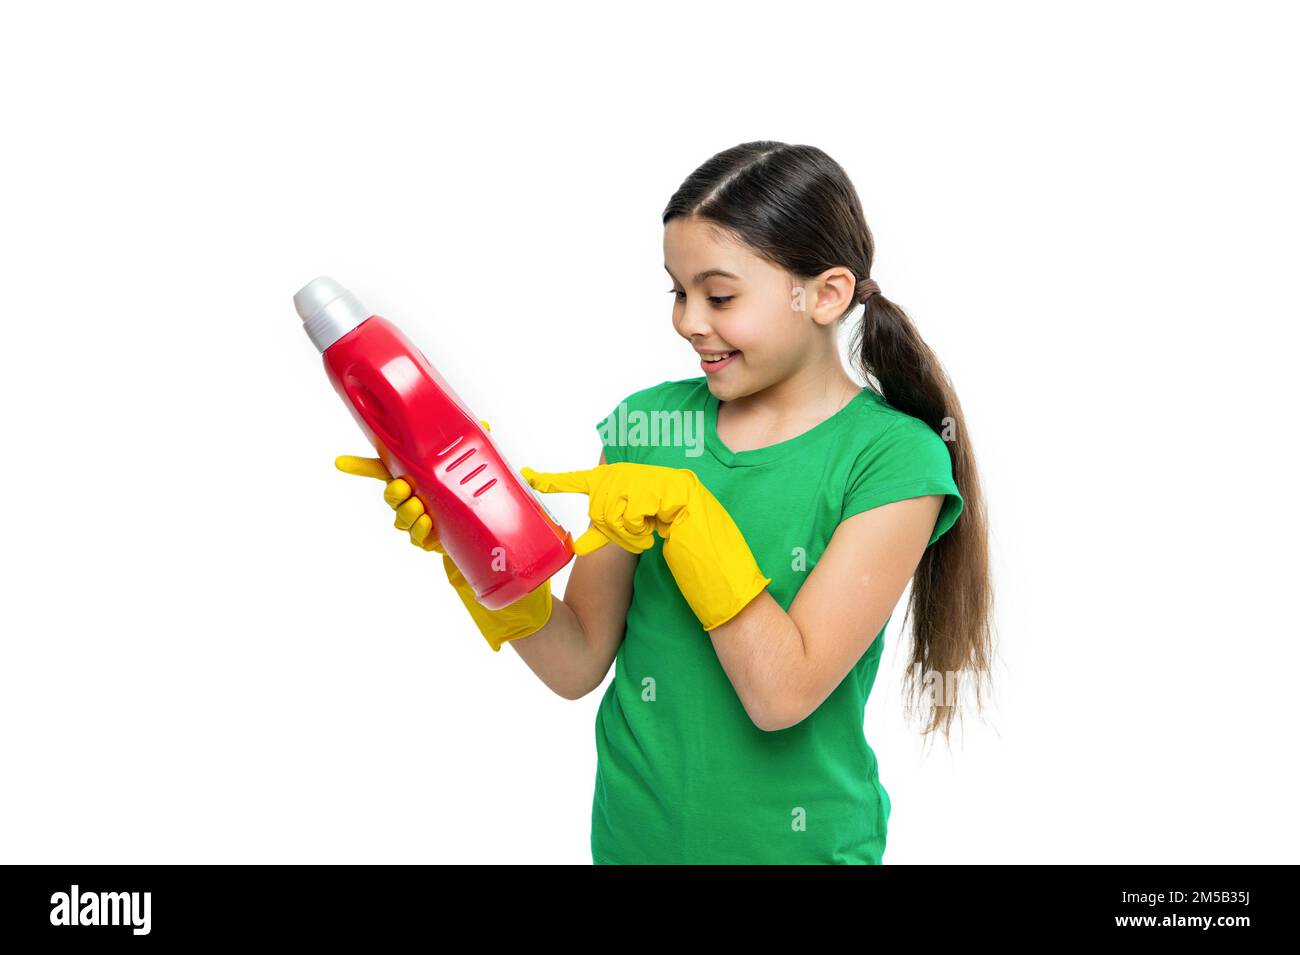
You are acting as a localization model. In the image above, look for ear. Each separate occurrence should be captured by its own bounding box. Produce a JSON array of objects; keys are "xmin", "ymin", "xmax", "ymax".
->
[{"xmin": 806, "ymin": 268, "xmax": 858, "ymax": 327}]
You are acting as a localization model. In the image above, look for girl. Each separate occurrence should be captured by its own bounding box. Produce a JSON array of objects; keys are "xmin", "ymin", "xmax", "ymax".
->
[{"xmin": 337, "ymin": 140, "xmax": 994, "ymax": 865}]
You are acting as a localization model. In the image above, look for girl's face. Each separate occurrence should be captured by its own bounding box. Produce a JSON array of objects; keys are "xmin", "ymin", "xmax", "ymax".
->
[{"xmin": 663, "ymin": 216, "xmax": 836, "ymax": 401}]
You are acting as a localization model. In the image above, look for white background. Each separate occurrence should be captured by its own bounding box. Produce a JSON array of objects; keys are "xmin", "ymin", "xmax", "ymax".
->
[{"xmin": 2, "ymin": 0, "xmax": 1295, "ymax": 864}]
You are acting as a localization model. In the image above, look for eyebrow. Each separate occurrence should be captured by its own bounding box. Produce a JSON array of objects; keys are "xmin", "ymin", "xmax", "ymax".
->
[{"xmin": 664, "ymin": 265, "xmax": 742, "ymax": 284}]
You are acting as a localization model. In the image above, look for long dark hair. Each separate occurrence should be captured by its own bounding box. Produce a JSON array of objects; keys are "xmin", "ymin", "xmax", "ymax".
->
[{"xmin": 662, "ymin": 141, "xmax": 994, "ymax": 745}]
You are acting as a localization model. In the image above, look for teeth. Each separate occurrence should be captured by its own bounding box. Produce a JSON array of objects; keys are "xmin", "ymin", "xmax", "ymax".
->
[{"xmin": 702, "ymin": 351, "xmax": 735, "ymax": 362}]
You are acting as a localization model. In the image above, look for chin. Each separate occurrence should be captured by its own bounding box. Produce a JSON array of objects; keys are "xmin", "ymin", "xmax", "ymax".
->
[{"xmin": 706, "ymin": 376, "xmax": 752, "ymax": 402}]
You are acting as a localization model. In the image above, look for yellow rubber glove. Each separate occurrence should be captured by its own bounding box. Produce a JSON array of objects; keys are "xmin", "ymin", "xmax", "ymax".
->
[
  {"xmin": 335, "ymin": 421, "xmax": 554, "ymax": 652},
  {"xmin": 520, "ymin": 462, "xmax": 771, "ymax": 632}
]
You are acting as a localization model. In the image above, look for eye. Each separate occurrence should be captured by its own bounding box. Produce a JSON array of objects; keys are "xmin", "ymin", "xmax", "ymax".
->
[{"xmin": 666, "ymin": 289, "xmax": 734, "ymax": 306}]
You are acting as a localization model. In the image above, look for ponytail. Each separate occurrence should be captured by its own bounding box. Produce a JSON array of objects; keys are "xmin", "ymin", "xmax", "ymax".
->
[{"xmin": 851, "ymin": 291, "xmax": 994, "ymax": 745}]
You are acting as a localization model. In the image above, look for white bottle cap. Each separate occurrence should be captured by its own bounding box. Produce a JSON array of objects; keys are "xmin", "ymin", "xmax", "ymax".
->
[{"xmin": 294, "ymin": 276, "xmax": 371, "ymax": 352}]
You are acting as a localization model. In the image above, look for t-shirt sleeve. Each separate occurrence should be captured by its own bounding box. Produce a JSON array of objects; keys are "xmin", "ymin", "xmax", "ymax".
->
[
  {"xmin": 595, "ymin": 400, "xmax": 627, "ymax": 464},
  {"xmin": 594, "ymin": 379, "xmax": 684, "ymax": 466},
  {"xmin": 841, "ymin": 418, "xmax": 964, "ymax": 547}
]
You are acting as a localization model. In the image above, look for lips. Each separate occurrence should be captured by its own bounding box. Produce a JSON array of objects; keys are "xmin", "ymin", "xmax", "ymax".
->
[{"xmin": 699, "ymin": 349, "xmax": 739, "ymax": 373}]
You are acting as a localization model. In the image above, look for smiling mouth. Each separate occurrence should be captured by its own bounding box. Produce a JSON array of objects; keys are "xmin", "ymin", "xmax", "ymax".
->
[{"xmin": 700, "ymin": 350, "xmax": 738, "ymax": 363}]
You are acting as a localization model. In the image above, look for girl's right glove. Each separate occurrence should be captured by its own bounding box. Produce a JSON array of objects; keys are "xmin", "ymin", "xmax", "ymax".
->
[
  {"xmin": 520, "ymin": 462, "xmax": 770, "ymax": 632},
  {"xmin": 335, "ymin": 439, "xmax": 553, "ymax": 653}
]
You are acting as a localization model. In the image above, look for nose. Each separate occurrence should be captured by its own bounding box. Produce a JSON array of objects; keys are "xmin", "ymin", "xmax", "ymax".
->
[{"xmin": 673, "ymin": 299, "xmax": 713, "ymax": 342}]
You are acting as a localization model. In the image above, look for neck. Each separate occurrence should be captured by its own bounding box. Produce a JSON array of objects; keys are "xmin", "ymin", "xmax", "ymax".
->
[{"xmin": 718, "ymin": 344, "xmax": 860, "ymax": 430}]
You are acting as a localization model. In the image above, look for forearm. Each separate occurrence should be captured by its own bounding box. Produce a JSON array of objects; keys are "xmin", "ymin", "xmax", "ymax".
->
[
  {"xmin": 707, "ymin": 592, "xmax": 811, "ymax": 731},
  {"xmin": 506, "ymin": 595, "xmax": 602, "ymax": 700}
]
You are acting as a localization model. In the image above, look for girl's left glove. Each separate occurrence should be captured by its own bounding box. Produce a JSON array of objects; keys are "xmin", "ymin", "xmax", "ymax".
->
[
  {"xmin": 520, "ymin": 462, "xmax": 770, "ymax": 631},
  {"xmin": 335, "ymin": 424, "xmax": 553, "ymax": 652}
]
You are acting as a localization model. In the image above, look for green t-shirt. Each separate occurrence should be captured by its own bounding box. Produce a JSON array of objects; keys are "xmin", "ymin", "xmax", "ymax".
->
[{"xmin": 590, "ymin": 376, "xmax": 963, "ymax": 865}]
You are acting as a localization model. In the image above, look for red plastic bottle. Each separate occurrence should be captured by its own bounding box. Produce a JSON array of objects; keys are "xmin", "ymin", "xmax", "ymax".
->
[{"xmin": 295, "ymin": 276, "xmax": 574, "ymax": 610}]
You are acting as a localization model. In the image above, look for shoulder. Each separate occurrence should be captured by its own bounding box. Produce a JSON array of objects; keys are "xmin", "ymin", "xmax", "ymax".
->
[
  {"xmin": 838, "ymin": 390, "xmax": 962, "ymax": 540},
  {"xmin": 845, "ymin": 390, "xmax": 951, "ymax": 467},
  {"xmin": 595, "ymin": 377, "xmax": 710, "ymax": 465},
  {"xmin": 602, "ymin": 375, "xmax": 708, "ymax": 416},
  {"xmin": 839, "ymin": 391, "xmax": 958, "ymax": 499}
]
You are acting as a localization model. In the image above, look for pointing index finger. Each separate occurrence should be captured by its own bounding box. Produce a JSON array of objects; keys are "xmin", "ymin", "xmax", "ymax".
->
[{"xmin": 520, "ymin": 466, "xmax": 600, "ymax": 496}]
